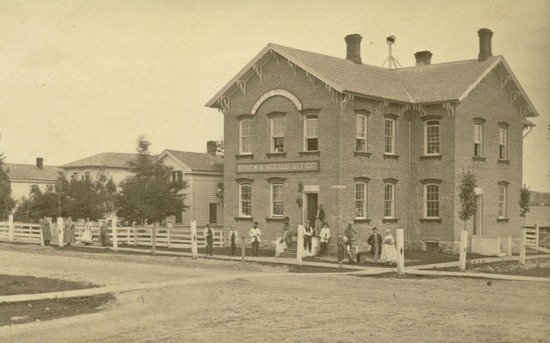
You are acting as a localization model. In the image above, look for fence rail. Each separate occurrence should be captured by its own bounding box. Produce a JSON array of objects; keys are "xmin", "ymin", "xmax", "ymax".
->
[
  {"xmin": 524, "ymin": 225, "xmax": 539, "ymax": 247},
  {"xmin": 0, "ymin": 218, "xmax": 224, "ymax": 250}
]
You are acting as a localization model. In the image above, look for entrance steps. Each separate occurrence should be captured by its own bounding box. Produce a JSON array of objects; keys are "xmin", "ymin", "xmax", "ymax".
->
[{"xmin": 280, "ymin": 244, "xmax": 297, "ymax": 258}]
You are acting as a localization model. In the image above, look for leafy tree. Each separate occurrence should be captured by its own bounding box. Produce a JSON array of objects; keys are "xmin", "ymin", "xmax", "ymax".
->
[
  {"xmin": 0, "ymin": 153, "xmax": 15, "ymax": 220},
  {"xmin": 519, "ymin": 185, "xmax": 530, "ymax": 226},
  {"xmin": 458, "ymin": 170, "xmax": 477, "ymax": 230},
  {"xmin": 116, "ymin": 136, "xmax": 187, "ymax": 225},
  {"xmin": 15, "ymin": 185, "xmax": 61, "ymax": 221}
]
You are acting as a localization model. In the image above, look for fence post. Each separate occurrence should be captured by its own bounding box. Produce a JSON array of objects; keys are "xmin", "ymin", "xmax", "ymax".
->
[
  {"xmin": 8, "ymin": 214, "xmax": 14, "ymax": 242},
  {"xmin": 151, "ymin": 226, "xmax": 156, "ymax": 255},
  {"xmin": 396, "ymin": 228, "xmax": 405, "ymax": 275},
  {"xmin": 167, "ymin": 223, "xmax": 173, "ymax": 249},
  {"xmin": 519, "ymin": 228, "xmax": 526, "ymax": 265},
  {"xmin": 241, "ymin": 235, "xmax": 246, "ymax": 262},
  {"xmin": 459, "ymin": 229, "xmax": 468, "ymax": 271},
  {"xmin": 126, "ymin": 227, "xmax": 131, "ymax": 245},
  {"xmin": 39, "ymin": 223, "xmax": 44, "ymax": 246},
  {"xmin": 535, "ymin": 224, "xmax": 539, "ymax": 247},
  {"xmin": 57, "ymin": 217, "xmax": 64, "ymax": 247},
  {"xmin": 507, "ymin": 236, "xmax": 512, "ymax": 257},
  {"xmin": 297, "ymin": 225, "xmax": 304, "ymax": 265},
  {"xmin": 133, "ymin": 227, "xmax": 138, "ymax": 246},
  {"xmin": 496, "ymin": 236, "xmax": 500, "ymax": 256},
  {"xmin": 191, "ymin": 221, "xmax": 198, "ymax": 260},
  {"xmin": 111, "ymin": 216, "xmax": 118, "ymax": 252}
]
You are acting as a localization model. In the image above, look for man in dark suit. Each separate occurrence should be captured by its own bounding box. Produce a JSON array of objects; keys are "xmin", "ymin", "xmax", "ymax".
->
[{"xmin": 367, "ymin": 227, "xmax": 383, "ymax": 262}]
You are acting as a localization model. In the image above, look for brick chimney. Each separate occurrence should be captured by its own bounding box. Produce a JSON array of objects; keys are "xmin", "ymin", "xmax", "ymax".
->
[
  {"xmin": 414, "ymin": 51, "xmax": 433, "ymax": 66},
  {"xmin": 36, "ymin": 157, "xmax": 43, "ymax": 170},
  {"xmin": 478, "ymin": 28, "xmax": 493, "ymax": 61},
  {"xmin": 207, "ymin": 141, "xmax": 217, "ymax": 156},
  {"xmin": 345, "ymin": 34, "xmax": 362, "ymax": 64}
]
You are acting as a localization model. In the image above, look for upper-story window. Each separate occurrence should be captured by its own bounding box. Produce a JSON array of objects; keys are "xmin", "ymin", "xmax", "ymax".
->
[
  {"xmin": 271, "ymin": 117, "xmax": 286, "ymax": 153},
  {"xmin": 499, "ymin": 126, "xmax": 508, "ymax": 160},
  {"xmin": 425, "ymin": 120, "xmax": 440, "ymax": 155},
  {"xmin": 171, "ymin": 171, "xmax": 183, "ymax": 182},
  {"xmin": 474, "ymin": 122, "xmax": 483, "ymax": 157},
  {"xmin": 384, "ymin": 118, "xmax": 396, "ymax": 154},
  {"xmin": 270, "ymin": 183, "xmax": 284, "ymax": 217},
  {"xmin": 239, "ymin": 119, "xmax": 253, "ymax": 154},
  {"xmin": 239, "ymin": 183, "xmax": 252, "ymax": 217},
  {"xmin": 304, "ymin": 115, "xmax": 318, "ymax": 151},
  {"xmin": 356, "ymin": 114, "xmax": 368, "ymax": 152}
]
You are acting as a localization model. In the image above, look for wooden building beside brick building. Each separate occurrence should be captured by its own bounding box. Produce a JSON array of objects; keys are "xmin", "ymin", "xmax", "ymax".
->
[{"xmin": 207, "ymin": 28, "xmax": 538, "ymax": 253}]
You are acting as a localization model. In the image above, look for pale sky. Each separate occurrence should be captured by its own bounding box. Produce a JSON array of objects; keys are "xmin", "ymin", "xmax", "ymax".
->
[{"xmin": 1, "ymin": 0, "xmax": 549, "ymax": 191}]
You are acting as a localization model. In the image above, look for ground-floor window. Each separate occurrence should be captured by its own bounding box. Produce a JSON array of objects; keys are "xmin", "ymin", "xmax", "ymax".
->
[
  {"xmin": 424, "ymin": 184, "xmax": 440, "ymax": 218},
  {"xmin": 239, "ymin": 183, "xmax": 252, "ymax": 217},
  {"xmin": 498, "ymin": 183, "xmax": 507, "ymax": 218},
  {"xmin": 271, "ymin": 183, "xmax": 284, "ymax": 217},
  {"xmin": 355, "ymin": 182, "xmax": 367, "ymax": 218},
  {"xmin": 383, "ymin": 183, "xmax": 395, "ymax": 218}
]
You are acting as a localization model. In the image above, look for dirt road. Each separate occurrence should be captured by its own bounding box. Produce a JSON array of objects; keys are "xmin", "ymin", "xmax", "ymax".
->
[{"xmin": 0, "ymin": 244, "xmax": 548, "ymax": 342}]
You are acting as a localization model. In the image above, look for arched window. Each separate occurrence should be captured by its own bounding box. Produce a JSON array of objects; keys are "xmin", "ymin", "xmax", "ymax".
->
[
  {"xmin": 425, "ymin": 120, "xmax": 440, "ymax": 155},
  {"xmin": 270, "ymin": 116, "xmax": 286, "ymax": 153},
  {"xmin": 239, "ymin": 119, "xmax": 253, "ymax": 154}
]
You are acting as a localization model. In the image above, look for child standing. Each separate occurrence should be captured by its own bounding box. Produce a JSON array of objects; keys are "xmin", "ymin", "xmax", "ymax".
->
[{"xmin": 337, "ymin": 233, "xmax": 348, "ymax": 267}]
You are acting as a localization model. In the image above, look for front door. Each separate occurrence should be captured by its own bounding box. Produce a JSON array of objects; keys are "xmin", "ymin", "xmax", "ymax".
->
[
  {"xmin": 209, "ymin": 203, "xmax": 217, "ymax": 224},
  {"xmin": 473, "ymin": 195, "xmax": 483, "ymax": 235},
  {"xmin": 305, "ymin": 193, "xmax": 318, "ymax": 226}
]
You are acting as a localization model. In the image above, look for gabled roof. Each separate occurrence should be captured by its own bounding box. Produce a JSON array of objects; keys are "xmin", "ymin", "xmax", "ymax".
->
[
  {"xmin": 61, "ymin": 153, "xmax": 147, "ymax": 169},
  {"xmin": 158, "ymin": 150, "xmax": 222, "ymax": 173},
  {"xmin": 206, "ymin": 43, "xmax": 539, "ymax": 117},
  {"xmin": 4, "ymin": 163, "xmax": 60, "ymax": 182}
]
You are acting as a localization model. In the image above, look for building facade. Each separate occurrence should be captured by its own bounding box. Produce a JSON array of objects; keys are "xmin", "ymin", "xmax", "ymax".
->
[
  {"xmin": 207, "ymin": 29, "xmax": 538, "ymax": 253},
  {"xmin": 4, "ymin": 158, "xmax": 60, "ymax": 200}
]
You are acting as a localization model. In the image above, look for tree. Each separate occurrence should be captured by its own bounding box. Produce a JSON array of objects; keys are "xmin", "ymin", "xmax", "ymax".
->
[
  {"xmin": 116, "ymin": 136, "xmax": 187, "ymax": 225},
  {"xmin": 216, "ymin": 138, "xmax": 224, "ymax": 157},
  {"xmin": 295, "ymin": 181, "xmax": 304, "ymax": 224},
  {"xmin": 519, "ymin": 185, "xmax": 530, "ymax": 226},
  {"xmin": 15, "ymin": 185, "xmax": 60, "ymax": 221},
  {"xmin": 0, "ymin": 153, "xmax": 16, "ymax": 220},
  {"xmin": 458, "ymin": 170, "xmax": 477, "ymax": 230}
]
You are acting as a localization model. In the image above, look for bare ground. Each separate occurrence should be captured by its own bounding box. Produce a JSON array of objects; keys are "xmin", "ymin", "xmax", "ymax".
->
[{"xmin": 0, "ymin": 244, "xmax": 548, "ymax": 343}]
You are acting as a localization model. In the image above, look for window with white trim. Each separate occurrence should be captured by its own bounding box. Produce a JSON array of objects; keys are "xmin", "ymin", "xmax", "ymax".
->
[
  {"xmin": 271, "ymin": 117, "xmax": 286, "ymax": 153},
  {"xmin": 239, "ymin": 183, "xmax": 252, "ymax": 217},
  {"xmin": 499, "ymin": 127, "xmax": 507, "ymax": 160},
  {"xmin": 171, "ymin": 171, "xmax": 183, "ymax": 182},
  {"xmin": 474, "ymin": 123, "xmax": 483, "ymax": 157},
  {"xmin": 383, "ymin": 183, "xmax": 395, "ymax": 218},
  {"xmin": 270, "ymin": 183, "xmax": 284, "ymax": 217},
  {"xmin": 356, "ymin": 114, "xmax": 368, "ymax": 152},
  {"xmin": 384, "ymin": 118, "xmax": 395, "ymax": 154},
  {"xmin": 304, "ymin": 115, "xmax": 318, "ymax": 151},
  {"xmin": 355, "ymin": 182, "xmax": 367, "ymax": 218},
  {"xmin": 424, "ymin": 184, "xmax": 440, "ymax": 218},
  {"xmin": 425, "ymin": 120, "xmax": 440, "ymax": 155},
  {"xmin": 498, "ymin": 184, "xmax": 507, "ymax": 218},
  {"xmin": 239, "ymin": 119, "xmax": 252, "ymax": 154}
]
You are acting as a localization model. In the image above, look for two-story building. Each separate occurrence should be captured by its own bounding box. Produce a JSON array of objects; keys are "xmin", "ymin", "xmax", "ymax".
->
[
  {"xmin": 4, "ymin": 158, "xmax": 60, "ymax": 200},
  {"xmin": 206, "ymin": 28, "xmax": 538, "ymax": 253}
]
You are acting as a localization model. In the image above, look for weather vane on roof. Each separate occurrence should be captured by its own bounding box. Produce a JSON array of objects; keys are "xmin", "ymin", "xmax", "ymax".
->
[{"xmin": 381, "ymin": 35, "xmax": 402, "ymax": 69}]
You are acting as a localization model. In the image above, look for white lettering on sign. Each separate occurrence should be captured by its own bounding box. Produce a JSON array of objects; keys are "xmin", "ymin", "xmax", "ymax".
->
[
  {"xmin": 236, "ymin": 161, "xmax": 319, "ymax": 174},
  {"xmin": 250, "ymin": 89, "xmax": 302, "ymax": 115},
  {"xmin": 330, "ymin": 185, "xmax": 346, "ymax": 189}
]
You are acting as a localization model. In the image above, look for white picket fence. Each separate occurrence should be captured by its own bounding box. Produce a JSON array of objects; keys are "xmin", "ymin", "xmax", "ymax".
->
[
  {"xmin": 0, "ymin": 216, "xmax": 224, "ymax": 249},
  {"xmin": 524, "ymin": 225, "xmax": 539, "ymax": 247}
]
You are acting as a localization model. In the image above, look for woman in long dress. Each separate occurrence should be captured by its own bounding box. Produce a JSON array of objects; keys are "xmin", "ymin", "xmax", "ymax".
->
[
  {"xmin": 81, "ymin": 218, "xmax": 94, "ymax": 245},
  {"xmin": 40, "ymin": 217, "xmax": 52, "ymax": 246},
  {"xmin": 63, "ymin": 217, "xmax": 76, "ymax": 246},
  {"xmin": 380, "ymin": 229, "xmax": 397, "ymax": 264},
  {"xmin": 99, "ymin": 221, "xmax": 110, "ymax": 247}
]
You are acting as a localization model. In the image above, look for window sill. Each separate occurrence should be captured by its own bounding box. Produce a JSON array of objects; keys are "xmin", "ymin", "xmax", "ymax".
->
[
  {"xmin": 420, "ymin": 218, "xmax": 442, "ymax": 223},
  {"xmin": 265, "ymin": 217, "xmax": 288, "ymax": 223},
  {"xmin": 383, "ymin": 153, "xmax": 399, "ymax": 160},
  {"xmin": 299, "ymin": 151, "xmax": 320, "ymax": 157},
  {"xmin": 497, "ymin": 159, "xmax": 510, "ymax": 165},
  {"xmin": 354, "ymin": 218, "xmax": 371, "ymax": 224},
  {"xmin": 382, "ymin": 218, "xmax": 398, "ymax": 223},
  {"xmin": 420, "ymin": 154, "xmax": 442, "ymax": 161},
  {"xmin": 266, "ymin": 152, "xmax": 287, "ymax": 158},
  {"xmin": 354, "ymin": 151, "xmax": 371, "ymax": 158},
  {"xmin": 497, "ymin": 218, "xmax": 509, "ymax": 223},
  {"xmin": 234, "ymin": 216, "xmax": 253, "ymax": 221},
  {"xmin": 235, "ymin": 154, "xmax": 254, "ymax": 159},
  {"xmin": 473, "ymin": 156, "xmax": 486, "ymax": 162}
]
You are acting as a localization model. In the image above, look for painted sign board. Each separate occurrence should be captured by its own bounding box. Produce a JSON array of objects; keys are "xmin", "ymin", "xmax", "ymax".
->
[{"xmin": 236, "ymin": 161, "xmax": 319, "ymax": 174}]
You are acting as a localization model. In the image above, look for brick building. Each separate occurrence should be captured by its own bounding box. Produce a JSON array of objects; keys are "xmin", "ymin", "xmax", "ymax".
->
[{"xmin": 206, "ymin": 29, "xmax": 538, "ymax": 253}]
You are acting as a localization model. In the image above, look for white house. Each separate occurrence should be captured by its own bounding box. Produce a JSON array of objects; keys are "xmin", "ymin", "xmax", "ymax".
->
[{"xmin": 4, "ymin": 158, "xmax": 60, "ymax": 200}]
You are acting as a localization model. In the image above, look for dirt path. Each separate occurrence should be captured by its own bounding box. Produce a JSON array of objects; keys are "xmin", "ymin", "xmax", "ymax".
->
[{"xmin": 0, "ymin": 245, "xmax": 548, "ymax": 342}]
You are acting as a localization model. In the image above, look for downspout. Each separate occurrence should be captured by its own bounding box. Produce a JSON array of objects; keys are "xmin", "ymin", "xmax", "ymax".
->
[{"xmin": 407, "ymin": 114, "xmax": 412, "ymax": 248}]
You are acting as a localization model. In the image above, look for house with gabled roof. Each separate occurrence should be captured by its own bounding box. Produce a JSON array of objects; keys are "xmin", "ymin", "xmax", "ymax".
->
[
  {"xmin": 4, "ymin": 158, "xmax": 61, "ymax": 200},
  {"xmin": 206, "ymin": 28, "xmax": 538, "ymax": 254}
]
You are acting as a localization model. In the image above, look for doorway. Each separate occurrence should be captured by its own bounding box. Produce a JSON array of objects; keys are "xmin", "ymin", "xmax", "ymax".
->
[
  {"xmin": 304, "ymin": 193, "xmax": 318, "ymax": 226},
  {"xmin": 473, "ymin": 195, "xmax": 483, "ymax": 235}
]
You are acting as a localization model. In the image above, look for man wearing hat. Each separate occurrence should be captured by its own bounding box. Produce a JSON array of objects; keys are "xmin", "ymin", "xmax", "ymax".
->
[
  {"xmin": 203, "ymin": 223, "xmax": 214, "ymax": 256},
  {"xmin": 367, "ymin": 227, "xmax": 383, "ymax": 262},
  {"xmin": 227, "ymin": 225, "xmax": 238, "ymax": 256},
  {"xmin": 248, "ymin": 221, "xmax": 261, "ymax": 257},
  {"xmin": 303, "ymin": 220, "xmax": 314, "ymax": 253}
]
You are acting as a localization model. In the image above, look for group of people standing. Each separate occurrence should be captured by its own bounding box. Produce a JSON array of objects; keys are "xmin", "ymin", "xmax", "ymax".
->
[
  {"xmin": 37, "ymin": 217, "xmax": 111, "ymax": 247},
  {"xmin": 337, "ymin": 224, "xmax": 397, "ymax": 265}
]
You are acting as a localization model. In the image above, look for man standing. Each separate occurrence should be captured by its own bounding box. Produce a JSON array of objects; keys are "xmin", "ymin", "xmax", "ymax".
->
[
  {"xmin": 315, "ymin": 204, "xmax": 325, "ymax": 236},
  {"xmin": 203, "ymin": 223, "xmax": 214, "ymax": 256},
  {"xmin": 303, "ymin": 220, "xmax": 314, "ymax": 253},
  {"xmin": 227, "ymin": 225, "xmax": 238, "ymax": 256},
  {"xmin": 367, "ymin": 227, "xmax": 383, "ymax": 262},
  {"xmin": 319, "ymin": 222, "xmax": 331, "ymax": 256},
  {"xmin": 40, "ymin": 217, "xmax": 52, "ymax": 246},
  {"xmin": 248, "ymin": 221, "xmax": 261, "ymax": 257}
]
